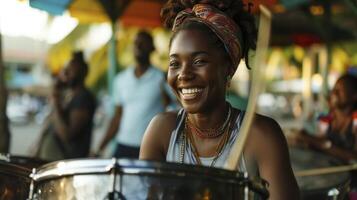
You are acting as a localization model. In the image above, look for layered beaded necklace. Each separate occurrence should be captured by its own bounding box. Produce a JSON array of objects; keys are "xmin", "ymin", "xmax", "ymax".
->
[
  {"xmin": 180, "ymin": 106, "xmax": 234, "ymax": 167},
  {"xmin": 187, "ymin": 106, "xmax": 231, "ymax": 139}
]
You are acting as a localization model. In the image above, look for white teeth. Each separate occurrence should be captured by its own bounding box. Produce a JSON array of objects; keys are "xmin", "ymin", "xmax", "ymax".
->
[{"xmin": 181, "ymin": 88, "xmax": 203, "ymax": 94}]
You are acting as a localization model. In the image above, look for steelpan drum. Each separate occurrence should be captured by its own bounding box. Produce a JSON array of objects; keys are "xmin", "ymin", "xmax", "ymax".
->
[
  {"xmin": 29, "ymin": 159, "xmax": 268, "ymax": 200},
  {"xmin": 290, "ymin": 147, "xmax": 350, "ymax": 200},
  {"xmin": 0, "ymin": 157, "xmax": 32, "ymax": 200},
  {"xmin": 9, "ymin": 155, "xmax": 47, "ymax": 170}
]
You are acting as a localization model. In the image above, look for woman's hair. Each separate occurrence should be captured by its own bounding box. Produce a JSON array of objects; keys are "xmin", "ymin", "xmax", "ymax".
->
[
  {"xmin": 161, "ymin": 0, "xmax": 257, "ymax": 69},
  {"xmin": 338, "ymin": 74, "xmax": 357, "ymax": 94}
]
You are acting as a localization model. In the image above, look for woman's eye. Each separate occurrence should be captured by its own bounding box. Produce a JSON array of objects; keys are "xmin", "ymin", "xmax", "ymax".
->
[
  {"xmin": 169, "ymin": 61, "xmax": 179, "ymax": 68},
  {"xmin": 193, "ymin": 59, "xmax": 206, "ymax": 65}
]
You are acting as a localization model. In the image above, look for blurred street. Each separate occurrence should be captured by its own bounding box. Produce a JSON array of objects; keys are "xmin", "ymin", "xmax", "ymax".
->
[
  {"xmin": 9, "ymin": 122, "xmax": 41, "ymax": 155},
  {"xmin": 9, "ymin": 119, "xmax": 109, "ymax": 157}
]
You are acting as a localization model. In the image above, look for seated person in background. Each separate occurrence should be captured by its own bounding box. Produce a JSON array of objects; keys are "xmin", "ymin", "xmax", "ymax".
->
[
  {"xmin": 289, "ymin": 74, "xmax": 357, "ymax": 162},
  {"xmin": 35, "ymin": 51, "xmax": 97, "ymax": 161}
]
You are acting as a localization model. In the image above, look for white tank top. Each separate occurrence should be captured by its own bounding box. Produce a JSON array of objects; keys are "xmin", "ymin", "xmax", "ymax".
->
[{"xmin": 166, "ymin": 108, "xmax": 249, "ymax": 172}]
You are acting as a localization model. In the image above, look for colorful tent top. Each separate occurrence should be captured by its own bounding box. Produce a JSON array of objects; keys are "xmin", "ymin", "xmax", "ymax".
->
[
  {"xmin": 121, "ymin": 0, "xmax": 163, "ymax": 27},
  {"xmin": 68, "ymin": 0, "xmax": 109, "ymax": 23},
  {"xmin": 29, "ymin": 0, "xmax": 316, "ymax": 26},
  {"xmin": 29, "ymin": 0, "xmax": 165, "ymax": 26}
]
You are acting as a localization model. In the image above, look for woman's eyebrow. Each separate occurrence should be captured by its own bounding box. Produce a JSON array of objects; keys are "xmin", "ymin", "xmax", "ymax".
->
[
  {"xmin": 169, "ymin": 51, "xmax": 209, "ymax": 58},
  {"xmin": 192, "ymin": 51, "xmax": 209, "ymax": 57},
  {"xmin": 169, "ymin": 54, "xmax": 178, "ymax": 59}
]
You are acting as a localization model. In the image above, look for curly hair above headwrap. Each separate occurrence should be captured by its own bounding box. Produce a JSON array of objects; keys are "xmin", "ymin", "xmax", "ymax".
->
[{"xmin": 161, "ymin": 0, "xmax": 257, "ymax": 71}]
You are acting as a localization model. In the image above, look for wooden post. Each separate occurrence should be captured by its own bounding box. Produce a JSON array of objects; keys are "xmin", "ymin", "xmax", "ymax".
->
[
  {"xmin": 107, "ymin": 21, "xmax": 118, "ymax": 97},
  {"xmin": 0, "ymin": 32, "xmax": 10, "ymax": 153}
]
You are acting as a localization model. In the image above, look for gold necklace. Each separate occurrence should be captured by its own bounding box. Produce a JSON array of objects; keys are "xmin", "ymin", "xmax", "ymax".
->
[{"xmin": 184, "ymin": 113, "xmax": 233, "ymax": 167}]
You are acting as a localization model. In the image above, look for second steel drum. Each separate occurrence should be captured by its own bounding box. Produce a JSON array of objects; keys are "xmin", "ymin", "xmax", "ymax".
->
[
  {"xmin": 8, "ymin": 155, "xmax": 48, "ymax": 170},
  {"xmin": 290, "ymin": 147, "xmax": 350, "ymax": 200},
  {"xmin": 0, "ymin": 159, "xmax": 31, "ymax": 200}
]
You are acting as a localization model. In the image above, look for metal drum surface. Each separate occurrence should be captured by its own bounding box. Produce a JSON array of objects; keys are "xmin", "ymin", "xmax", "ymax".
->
[
  {"xmin": 29, "ymin": 159, "xmax": 268, "ymax": 200},
  {"xmin": 0, "ymin": 160, "xmax": 31, "ymax": 200},
  {"xmin": 290, "ymin": 147, "xmax": 350, "ymax": 200}
]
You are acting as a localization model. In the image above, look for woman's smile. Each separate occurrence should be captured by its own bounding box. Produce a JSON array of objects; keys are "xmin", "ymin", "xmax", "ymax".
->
[{"xmin": 180, "ymin": 87, "xmax": 204, "ymax": 100}]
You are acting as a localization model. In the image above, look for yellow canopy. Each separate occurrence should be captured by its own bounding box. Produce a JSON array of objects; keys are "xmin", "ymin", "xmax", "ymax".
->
[{"xmin": 68, "ymin": 0, "xmax": 109, "ymax": 23}]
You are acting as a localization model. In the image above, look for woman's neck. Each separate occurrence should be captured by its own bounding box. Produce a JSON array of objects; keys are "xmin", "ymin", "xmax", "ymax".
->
[
  {"xmin": 188, "ymin": 102, "xmax": 229, "ymax": 130},
  {"xmin": 331, "ymin": 108, "xmax": 353, "ymax": 134}
]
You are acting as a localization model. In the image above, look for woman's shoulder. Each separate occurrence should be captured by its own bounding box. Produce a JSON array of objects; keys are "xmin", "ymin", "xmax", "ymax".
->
[
  {"xmin": 234, "ymin": 109, "xmax": 282, "ymax": 137},
  {"xmin": 147, "ymin": 111, "xmax": 179, "ymax": 139},
  {"xmin": 231, "ymin": 107, "xmax": 283, "ymax": 141},
  {"xmin": 255, "ymin": 114, "xmax": 286, "ymax": 143},
  {"xmin": 140, "ymin": 110, "xmax": 180, "ymax": 160},
  {"xmin": 153, "ymin": 110, "xmax": 178, "ymax": 127},
  {"xmin": 247, "ymin": 113, "xmax": 288, "ymax": 158},
  {"xmin": 253, "ymin": 113, "xmax": 282, "ymax": 133}
]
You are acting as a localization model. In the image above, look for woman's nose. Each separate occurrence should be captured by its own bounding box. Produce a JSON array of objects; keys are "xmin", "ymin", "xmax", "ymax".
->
[{"xmin": 178, "ymin": 62, "xmax": 194, "ymax": 81}]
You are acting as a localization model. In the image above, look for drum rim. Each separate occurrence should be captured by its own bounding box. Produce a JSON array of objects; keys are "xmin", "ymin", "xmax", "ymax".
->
[
  {"xmin": 9, "ymin": 155, "xmax": 48, "ymax": 164},
  {"xmin": 0, "ymin": 160, "xmax": 32, "ymax": 179},
  {"xmin": 31, "ymin": 158, "xmax": 268, "ymax": 195}
]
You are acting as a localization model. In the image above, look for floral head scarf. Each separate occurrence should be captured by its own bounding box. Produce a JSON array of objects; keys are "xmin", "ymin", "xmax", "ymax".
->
[{"xmin": 172, "ymin": 4, "xmax": 243, "ymax": 75}]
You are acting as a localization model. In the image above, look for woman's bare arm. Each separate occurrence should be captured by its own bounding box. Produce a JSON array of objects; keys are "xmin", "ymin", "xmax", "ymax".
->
[
  {"xmin": 289, "ymin": 130, "xmax": 357, "ymax": 162},
  {"xmin": 252, "ymin": 115, "xmax": 300, "ymax": 200}
]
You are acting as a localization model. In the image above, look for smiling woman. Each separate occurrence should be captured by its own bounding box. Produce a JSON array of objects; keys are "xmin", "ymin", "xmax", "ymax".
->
[
  {"xmin": 139, "ymin": 0, "xmax": 299, "ymax": 199},
  {"xmin": 168, "ymin": 28, "xmax": 228, "ymax": 113}
]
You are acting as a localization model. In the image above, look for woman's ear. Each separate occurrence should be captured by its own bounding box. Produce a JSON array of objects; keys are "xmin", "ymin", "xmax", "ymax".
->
[{"xmin": 224, "ymin": 60, "xmax": 233, "ymax": 78}]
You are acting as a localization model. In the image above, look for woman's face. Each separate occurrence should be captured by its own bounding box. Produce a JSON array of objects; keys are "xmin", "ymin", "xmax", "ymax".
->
[
  {"xmin": 330, "ymin": 79, "xmax": 353, "ymax": 110},
  {"xmin": 167, "ymin": 29, "xmax": 230, "ymax": 113}
]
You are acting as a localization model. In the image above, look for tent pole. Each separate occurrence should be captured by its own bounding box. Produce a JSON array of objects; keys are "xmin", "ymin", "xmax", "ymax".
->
[
  {"xmin": 107, "ymin": 22, "xmax": 118, "ymax": 97},
  {"xmin": 0, "ymin": 32, "xmax": 10, "ymax": 153}
]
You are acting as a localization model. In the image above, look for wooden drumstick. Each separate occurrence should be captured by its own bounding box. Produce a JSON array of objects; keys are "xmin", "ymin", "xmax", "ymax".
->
[
  {"xmin": 295, "ymin": 163, "xmax": 357, "ymax": 177},
  {"xmin": 224, "ymin": 5, "xmax": 272, "ymax": 170}
]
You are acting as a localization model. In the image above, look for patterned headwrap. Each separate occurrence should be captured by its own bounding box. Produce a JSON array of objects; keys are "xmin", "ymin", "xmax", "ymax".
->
[{"xmin": 172, "ymin": 4, "xmax": 243, "ymax": 75}]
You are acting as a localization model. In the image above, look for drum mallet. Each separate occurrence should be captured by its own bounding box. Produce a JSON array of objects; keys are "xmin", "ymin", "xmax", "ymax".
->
[
  {"xmin": 224, "ymin": 5, "xmax": 272, "ymax": 170},
  {"xmin": 295, "ymin": 163, "xmax": 357, "ymax": 177}
]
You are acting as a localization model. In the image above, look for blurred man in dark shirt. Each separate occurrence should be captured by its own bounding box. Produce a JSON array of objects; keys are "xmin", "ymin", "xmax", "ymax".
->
[{"xmin": 36, "ymin": 51, "xmax": 96, "ymax": 161}]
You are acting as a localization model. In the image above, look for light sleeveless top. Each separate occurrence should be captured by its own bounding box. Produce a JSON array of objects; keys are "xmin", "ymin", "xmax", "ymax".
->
[{"xmin": 166, "ymin": 108, "xmax": 248, "ymax": 172}]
